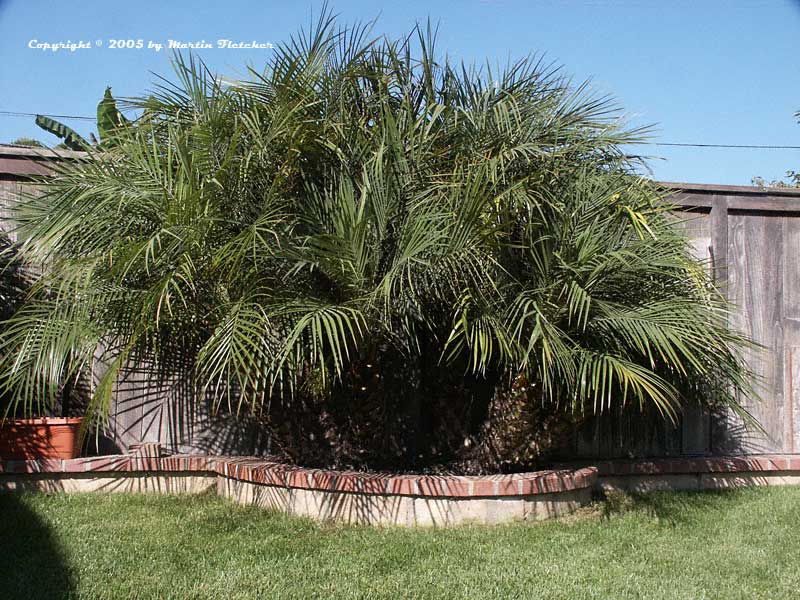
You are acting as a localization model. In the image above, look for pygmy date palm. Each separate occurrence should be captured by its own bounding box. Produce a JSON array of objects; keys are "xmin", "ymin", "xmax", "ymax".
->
[{"xmin": 0, "ymin": 13, "xmax": 755, "ymax": 468}]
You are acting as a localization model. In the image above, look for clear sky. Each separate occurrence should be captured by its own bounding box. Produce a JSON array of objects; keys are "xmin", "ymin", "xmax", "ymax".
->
[{"xmin": 1, "ymin": 0, "xmax": 799, "ymax": 185}]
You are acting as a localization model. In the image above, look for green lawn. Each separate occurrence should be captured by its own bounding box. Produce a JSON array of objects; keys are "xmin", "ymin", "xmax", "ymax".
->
[{"xmin": 2, "ymin": 487, "xmax": 799, "ymax": 599}]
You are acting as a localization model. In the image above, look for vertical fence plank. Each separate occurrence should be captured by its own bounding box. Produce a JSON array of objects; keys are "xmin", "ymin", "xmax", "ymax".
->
[{"xmin": 677, "ymin": 207, "xmax": 717, "ymax": 455}]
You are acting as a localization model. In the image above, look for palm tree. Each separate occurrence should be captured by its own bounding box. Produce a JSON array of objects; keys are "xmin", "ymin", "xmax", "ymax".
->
[{"xmin": 0, "ymin": 12, "xmax": 755, "ymax": 470}]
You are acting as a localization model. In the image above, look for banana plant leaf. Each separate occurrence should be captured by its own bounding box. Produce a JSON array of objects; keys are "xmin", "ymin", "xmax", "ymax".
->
[
  {"xmin": 96, "ymin": 86, "xmax": 129, "ymax": 144},
  {"xmin": 34, "ymin": 115, "xmax": 90, "ymax": 151}
]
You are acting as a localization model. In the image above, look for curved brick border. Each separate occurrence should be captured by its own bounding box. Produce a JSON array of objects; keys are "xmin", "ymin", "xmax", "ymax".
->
[
  {"xmin": 0, "ymin": 455, "xmax": 596, "ymax": 497},
  {"xmin": 4, "ymin": 454, "xmax": 798, "ymax": 525},
  {"xmin": 0, "ymin": 455, "xmax": 597, "ymax": 526},
  {"xmin": 216, "ymin": 458, "xmax": 597, "ymax": 498}
]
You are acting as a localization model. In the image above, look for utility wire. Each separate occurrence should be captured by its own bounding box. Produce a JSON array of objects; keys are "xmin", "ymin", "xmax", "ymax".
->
[
  {"xmin": 0, "ymin": 110, "xmax": 96, "ymax": 121},
  {"xmin": 2, "ymin": 109, "xmax": 800, "ymax": 149},
  {"xmin": 649, "ymin": 142, "xmax": 800, "ymax": 150}
]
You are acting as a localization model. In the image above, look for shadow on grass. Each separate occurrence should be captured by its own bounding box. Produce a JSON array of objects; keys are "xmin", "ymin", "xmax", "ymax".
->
[
  {"xmin": 601, "ymin": 488, "xmax": 752, "ymax": 525},
  {"xmin": 0, "ymin": 494, "xmax": 74, "ymax": 599}
]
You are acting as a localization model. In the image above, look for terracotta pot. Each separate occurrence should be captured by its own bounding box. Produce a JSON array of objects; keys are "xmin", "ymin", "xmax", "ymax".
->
[{"xmin": 0, "ymin": 417, "xmax": 83, "ymax": 460}]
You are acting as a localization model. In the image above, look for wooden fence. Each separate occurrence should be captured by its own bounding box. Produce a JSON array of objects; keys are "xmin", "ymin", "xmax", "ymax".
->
[
  {"xmin": 3, "ymin": 145, "xmax": 799, "ymax": 458},
  {"xmin": 575, "ymin": 183, "xmax": 800, "ymax": 458}
]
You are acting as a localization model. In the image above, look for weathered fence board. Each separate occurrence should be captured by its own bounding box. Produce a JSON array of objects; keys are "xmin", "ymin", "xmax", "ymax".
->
[{"xmin": 569, "ymin": 186, "xmax": 800, "ymax": 459}]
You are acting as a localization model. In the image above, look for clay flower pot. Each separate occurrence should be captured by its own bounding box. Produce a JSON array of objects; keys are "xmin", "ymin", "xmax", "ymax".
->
[{"xmin": 0, "ymin": 417, "xmax": 83, "ymax": 460}]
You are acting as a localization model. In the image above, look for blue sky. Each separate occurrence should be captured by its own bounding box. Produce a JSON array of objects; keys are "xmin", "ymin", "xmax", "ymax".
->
[{"xmin": 1, "ymin": 0, "xmax": 798, "ymax": 185}]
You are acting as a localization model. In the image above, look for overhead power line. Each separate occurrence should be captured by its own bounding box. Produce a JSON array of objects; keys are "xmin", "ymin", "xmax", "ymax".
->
[
  {"xmin": 648, "ymin": 142, "xmax": 800, "ymax": 150},
  {"xmin": 0, "ymin": 110, "xmax": 96, "ymax": 121},
  {"xmin": 1, "ymin": 109, "xmax": 799, "ymax": 149}
]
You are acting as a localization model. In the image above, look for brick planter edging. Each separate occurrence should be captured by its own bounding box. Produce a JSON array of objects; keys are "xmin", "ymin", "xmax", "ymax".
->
[
  {"xmin": 4, "ymin": 454, "xmax": 799, "ymax": 524},
  {"xmin": 219, "ymin": 459, "xmax": 596, "ymax": 497},
  {"xmin": 589, "ymin": 455, "xmax": 800, "ymax": 476},
  {"xmin": 557, "ymin": 455, "xmax": 800, "ymax": 494},
  {"xmin": 4, "ymin": 454, "xmax": 800, "ymax": 491},
  {"xmin": 4, "ymin": 454, "xmax": 800, "ymax": 490},
  {"xmin": 0, "ymin": 455, "xmax": 596, "ymax": 498}
]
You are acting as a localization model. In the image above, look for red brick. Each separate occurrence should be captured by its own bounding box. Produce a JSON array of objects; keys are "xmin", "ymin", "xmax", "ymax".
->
[
  {"xmin": 252, "ymin": 465, "xmax": 268, "ymax": 482},
  {"xmin": 423, "ymin": 477, "xmax": 449, "ymax": 496},
  {"xmin": 767, "ymin": 457, "xmax": 789, "ymax": 471},
  {"xmin": 2, "ymin": 459, "xmax": 62, "ymax": 473},
  {"xmin": 443, "ymin": 477, "xmax": 473, "ymax": 498},
  {"xmin": 284, "ymin": 469, "xmax": 309, "ymax": 489},
  {"xmin": 80, "ymin": 456, "xmax": 130, "ymax": 472},
  {"xmin": 414, "ymin": 476, "xmax": 445, "ymax": 496},
  {"xmin": 332, "ymin": 474, "xmax": 360, "ymax": 493},
  {"xmin": 471, "ymin": 479, "xmax": 497, "ymax": 497},
  {"xmin": 539, "ymin": 473, "xmax": 561, "ymax": 494},
  {"xmin": 553, "ymin": 471, "xmax": 575, "ymax": 491},
  {"xmin": 720, "ymin": 458, "xmax": 744, "ymax": 472},
  {"xmin": 158, "ymin": 457, "xmax": 177, "ymax": 471},
  {"xmin": 632, "ymin": 461, "xmax": 658, "ymax": 475},
  {"xmin": 261, "ymin": 466, "xmax": 288, "ymax": 486},
  {"xmin": 189, "ymin": 456, "xmax": 211, "ymax": 471},
  {"xmin": 356, "ymin": 476, "xmax": 388, "ymax": 495},
  {"xmin": 574, "ymin": 467, "xmax": 598, "ymax": 488},
  {"xmin": 492, "ymin": 476, "xmax": 521, "ymax": 496},
  {"xmin": 519, "ymin": 476, "xmax": 544, "ymax": 495},
  {"xmin": 62, "ymin": 458, "xmax": 86, "ymax": 473},
  {"xmin": 385, "ymin": 476, "xmax": 417, "ymax": 495},
  {"xmin": 35, "ymin": 459, "xmax": 63, "ymax": 473},
  {"xmin": 333, "ymin": 473, "xmax": 375, "ymax": 493},
  {"xmin": 306, "ymin": 469, "xmax": 337, "ymax": 490},
  {"xmin": 134, "ymin": 456, "xmax": 160, "ymax": 471},
  {"xmin": 749, "ymin": 457, "xmax": 774, "ymax": 472}
]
